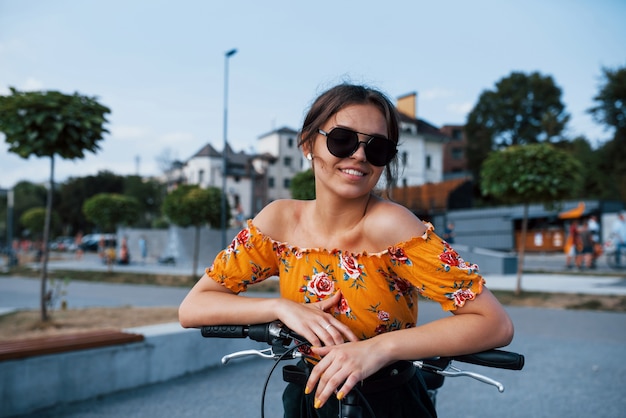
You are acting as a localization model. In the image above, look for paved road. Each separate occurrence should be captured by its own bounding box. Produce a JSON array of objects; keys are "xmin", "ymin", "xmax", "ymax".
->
[
  {"xmin": 2, "ymin": 251, "xmax": 626, "ymax": 316},
  {"xmin": 13, "ymin": 303, "xmax": 626, "ymax": 418},
  {"xmin": 3, "ymin": 252, "xmax": 626, "ymax": 417}
]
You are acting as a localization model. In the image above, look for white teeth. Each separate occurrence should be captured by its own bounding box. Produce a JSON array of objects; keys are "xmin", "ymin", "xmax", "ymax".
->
[{"xmin": 342, "ymin": 168, "xmax": 364, "ymax": 176}]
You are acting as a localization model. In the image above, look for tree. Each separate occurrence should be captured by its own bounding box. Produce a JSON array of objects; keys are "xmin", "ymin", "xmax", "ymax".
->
[
  {"xmin": 162, "ymin": 185, "xmax": 228, "ymax": 277},
  {"xmin": 82, "ymin": 193, "xmax": 141, "ymax": 233},
  {"xmin": 2, "ymin": 181, "xmax": 49, "ymax": 240},
  {"xmin": 20, "ymin": 207, "xmax": 60, "ymax": 239},
  {"xmin": 0, "ymin": 88, "xmax": 110, "ymax": 321},
  {"xmin": 481, "ymin": 143, "xmax": 583, "ymax": 294},
  {"xmin": 588, "ymin": 66, "xmax": 626, "ymax": 201},
  {"xmin": 466, "ymin": 71, "xmax": 570, "ymax": 188},
  {"xmin": 57, "ymin": 171, "xmax": 124, "ymax": 234},
  {"xmin": 122, "ymin": 176, "xmax": 166, "ymax": 227},
  {"xmin": 553, "ymin": 136, "xmax": 612, "ymax": 200},
  {"xmin": 290, "ymin": 169, "xmax": 316, "ymax": 200}
]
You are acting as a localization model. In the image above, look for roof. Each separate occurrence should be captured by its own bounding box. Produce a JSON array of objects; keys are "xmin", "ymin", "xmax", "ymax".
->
[
  {"xmin": 392, "ymin": 177, "xmax": 471, "ymax": 213},
  {"xmin": 257, "ymin": 126, "xmax": 299, "ymax": 139},
  {"xmin": 190, "ymin": 143, "xmax": 221, "ymax": 159},
  {"xmin": 398, "ymin": 112, "xmax": 449, "ymax": 140}
]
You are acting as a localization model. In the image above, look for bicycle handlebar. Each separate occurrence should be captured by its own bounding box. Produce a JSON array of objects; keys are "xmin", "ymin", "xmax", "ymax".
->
[{"xmin": 200, "ymin": 321, "xmax": 524, "ymax": 371}]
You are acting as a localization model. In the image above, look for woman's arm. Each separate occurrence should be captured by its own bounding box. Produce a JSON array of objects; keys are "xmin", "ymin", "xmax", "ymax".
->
[
  {"xmin": 307, "ymin": 288, "xmax": 514, "ymax": 408},
  {"xmin": 178, "ymin": 273, "xmax": 358, "ymax": 347}
]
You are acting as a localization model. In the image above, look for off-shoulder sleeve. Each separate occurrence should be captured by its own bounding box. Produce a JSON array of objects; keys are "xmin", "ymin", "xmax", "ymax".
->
[
  {"xmin": 384, "ymin": 226, "xmax": 485, "ymax": 311},
  {"xmin": 206, "ymin": 220, "xmax": 280, "ymax": 293}
]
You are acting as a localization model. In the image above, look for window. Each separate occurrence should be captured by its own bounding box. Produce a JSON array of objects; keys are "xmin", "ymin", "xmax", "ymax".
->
[
  {"xmin": 198, "ymin": 169, "xmax": 204, "ymax": 184},
  {"xmin": 284, "ymin": 156, "xmax": 292, "ymax": 167},
  {"xmin": 451, "ymin": 148, "xmax": 464, "ymax": 160},
  {"xmin": 425, "ymin": 155, "xmax": 431, "ymax": 169},
  {"xmin": 268, "ymin": 177, "xmax": 275, "ymax": 188},
  {"xmin": 402, "ymin": 151, "xmax": 408, "ymax": 166},
  {"xmin": 284, "ymin": 178, "xmax": 291, "ymax": 188},
  {"xmin": 287, "ymin": 137, "xmax": 294, "ymax": 148}
]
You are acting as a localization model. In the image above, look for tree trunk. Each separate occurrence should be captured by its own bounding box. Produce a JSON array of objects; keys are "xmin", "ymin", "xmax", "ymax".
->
[
  {"xmin": 515, "ymin": 204, "xmax": 529, "ymax": 295},
  {"xmin": 40, "ymin": 155, "xmax": 55, "ymax": 321},
  {"xmin": 192, "ymin": 226, "xmax": 200, "ymax": 278}
]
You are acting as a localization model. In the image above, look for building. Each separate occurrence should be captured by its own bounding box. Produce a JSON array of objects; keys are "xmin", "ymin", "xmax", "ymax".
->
[
  {"xmin": 255, "ymin": 127, "xmax": 303, "ymax": 202},
  {"xmin": 439, "ymin": 124, "xmax": 471, "ymax": 180},
  {"xmin": 395, "ymin": 92, "xmax": 447, "ymax": 188},
  {"xmin": 169, "ymin": 91, "xmax": 456, "ymax": 226}
]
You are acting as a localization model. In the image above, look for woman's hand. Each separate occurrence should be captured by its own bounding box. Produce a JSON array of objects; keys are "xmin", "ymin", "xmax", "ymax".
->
[
  {"xmin": 305, "ymin": 339, "xmax": 390, "ymax": 409},
  {"xmin": 278, "ymin": 290, "xmax": 358, "ymax": 348}
]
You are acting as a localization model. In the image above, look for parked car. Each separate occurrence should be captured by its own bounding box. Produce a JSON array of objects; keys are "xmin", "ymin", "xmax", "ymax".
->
[
  {"xmin": 49, "ymin": 236, "xmax": 78, "ymax": 252},
  {"xmin": 79, "ymin": 234, "xmax": 117, "ymax": 252}
]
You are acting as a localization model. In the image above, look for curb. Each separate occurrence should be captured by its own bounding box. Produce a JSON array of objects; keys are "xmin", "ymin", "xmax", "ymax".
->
[{"xmin": 0, "ymin": 322, "xmax": 264, "ymax": 417}]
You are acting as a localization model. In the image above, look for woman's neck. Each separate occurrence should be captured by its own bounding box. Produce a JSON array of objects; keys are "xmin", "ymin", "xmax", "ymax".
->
[{"xmin": 308, "ymin": 193, "xmax": 373, "ymax": 237}]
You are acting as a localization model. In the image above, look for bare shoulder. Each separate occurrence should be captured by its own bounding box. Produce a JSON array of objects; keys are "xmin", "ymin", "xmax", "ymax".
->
[
  {"xmin": 252, "ymin": 199, "xmax": 308, "ymax": 240},
  {"xmin": 366, "ymin": 197, "xmax": 427, "ymax": 246}
]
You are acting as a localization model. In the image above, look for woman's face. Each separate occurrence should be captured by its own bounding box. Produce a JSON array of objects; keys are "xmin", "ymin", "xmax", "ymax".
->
[{"xmin": 308, "ymin": 103, "xmax": 387, "ymax": 199}]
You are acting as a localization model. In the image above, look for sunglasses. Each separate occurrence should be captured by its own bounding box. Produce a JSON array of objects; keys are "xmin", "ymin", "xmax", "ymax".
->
[{"xmin": 317, "ymin": 127, "xmax": 397, "ymax": 167}]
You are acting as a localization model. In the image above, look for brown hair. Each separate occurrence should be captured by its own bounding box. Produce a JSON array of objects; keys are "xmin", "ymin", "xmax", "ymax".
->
[{"xmin": 298, "ymin": 83, "xmax": 400, "ymax": 188}]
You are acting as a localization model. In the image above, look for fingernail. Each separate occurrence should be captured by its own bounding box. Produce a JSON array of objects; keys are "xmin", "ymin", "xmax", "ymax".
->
[
  {"xmin": 336, "ymin": 391, "xmax": 344, "ymax": 400},
  {"xmin": 304, "ymin": 386, "xmax": 311, "ymax": 395},
  {"xmin": 314, "ymin": 398, "xmax": 321, "ymax": 409}
]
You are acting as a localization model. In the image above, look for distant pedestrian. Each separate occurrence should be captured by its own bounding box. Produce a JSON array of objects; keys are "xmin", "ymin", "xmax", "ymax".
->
[
  {"xmin": 443, "ymin": 221, "xmax": 455, "ymax": 244},
  {"xmin": 564, "ymin": 220, "xmax": 579, "ymax": 269},
  {"xmin": 139, "ymin": 236, "xmax": 148, "ymax": 265},
  {"xmin": 587, "ymin": 215, "xmax": 600, "ymax": 268},
  {"xmin": 575, "ymin": 220, "xmax": 593, "ymax": 270},
  {"xmin": 74, "ymin": 231, "xmax": 84, "ymax": 260},
  {"xmin": 611, "ymin": 212, "xmax": 626, "ymax": 266},
  {"xmin": 118, "ymin": 237, "xmax": 130, "ymax": 265}
]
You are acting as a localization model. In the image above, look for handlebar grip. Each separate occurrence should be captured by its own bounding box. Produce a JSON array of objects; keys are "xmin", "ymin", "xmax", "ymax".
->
[
  {"xmin": 200, "ymin": 324, "xmax": 273, "ymax": 343},
  {"xmin": 452, "ymin": 349, "xmax": 525, "ymax": 370},
  {"xmin": 201, "ymin": 325, "xmax": 247, "ymax": 338}
]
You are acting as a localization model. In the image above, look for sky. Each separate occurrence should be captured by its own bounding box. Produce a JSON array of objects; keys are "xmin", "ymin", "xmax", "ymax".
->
[{"xmin": 1, "ymin": 0, "xmax": 625, "ymax": 190}]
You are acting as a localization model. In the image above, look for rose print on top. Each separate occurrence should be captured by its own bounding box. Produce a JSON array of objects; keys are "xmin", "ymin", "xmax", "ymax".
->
[
  {"xmin": 307, "ymin": 272, "xmax": 335, "ymax": 297},
  {"xmin": 340, "ymin": 253, "xmax": 366, "ymax": 290},
  {"xmin": 367, "ymin": 302, "xmax": 404, "ymax": 335},
  {"xmin": 224, "ymin": 228, "xmax": 252, "ymax": 259},
  {"xmin": 438, "ymin": 242, "xmax": 479, "ymax": 274},
  {"xmin": 300, "ymin": 260, "xmax": 337, "ymax": 303},
  {"xmin": 388, "ymin": 247, "xmax": 412, "ymax": 266},
  {"xmin": 446, "ymin": 285, "xmax": 477, "ymax": 308},
  {"xmin": 334, "ymin": 291, "xmax": 356, "ymax": 320},
  {"xmin": 377, "ymin": 266, "xmax": 418, "ymax": 309}
]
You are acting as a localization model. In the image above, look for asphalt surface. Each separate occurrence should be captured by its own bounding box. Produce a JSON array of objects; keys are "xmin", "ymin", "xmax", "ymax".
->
[
  {"xmin": 11, "ymin": 303, "xmax": 626, "ymax": 418},
  {"xmin": 2, "ymin": 251, "xmax": 626, "ymax": 417},
  {"xmin": 2, "ymin": 251, "xmax": 626, "ymax": 315}
]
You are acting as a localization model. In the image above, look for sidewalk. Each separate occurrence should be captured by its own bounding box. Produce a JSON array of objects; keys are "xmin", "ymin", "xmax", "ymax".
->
[{"xmin": 10, "ymin": 250, "xmax": 626, "ymax": 297}]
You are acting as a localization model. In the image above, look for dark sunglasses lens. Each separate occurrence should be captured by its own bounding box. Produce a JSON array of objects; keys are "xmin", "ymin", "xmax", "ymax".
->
[
  {"xmin": 365, "ymin": 137, "xmax": 396, "ymax": 166},
  {"xmin": 326, "ymin": 128, "xmax": 358, "ymax": 158}
]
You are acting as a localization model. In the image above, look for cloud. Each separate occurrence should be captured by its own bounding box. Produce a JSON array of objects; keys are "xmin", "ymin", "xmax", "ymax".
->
[
  {"xmin": 155, "ymin": 131, "xmax": 198, "ymax": 150},
  {"xmin": 0, "ymin": 77, "xmax": 44, "ymax": 94},
  {"xmin": 22, "ymin": 77, "xmax": 44, "ymax": 91},
  {"xmin": 421, "ymin": 88, "xmax": 456, "ymax": 100},
  {"xmin": 446, "ymin": 101, "xmax": 474, "ymax": 116},
  {"xmin": 110, "ymin": 125, "xmax": 150, "ymax": 140}
]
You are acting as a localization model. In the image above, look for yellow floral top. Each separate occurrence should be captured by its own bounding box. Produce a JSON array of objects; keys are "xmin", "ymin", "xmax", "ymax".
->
[{"xmin": 207, "ymin": 219, "xmax": 485, "ymax": 340}]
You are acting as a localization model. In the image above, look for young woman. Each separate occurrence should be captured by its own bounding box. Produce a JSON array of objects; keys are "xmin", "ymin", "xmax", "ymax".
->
[{"xmin": 179, "ymin": 83, "xmax": 514, "ymax": 417}]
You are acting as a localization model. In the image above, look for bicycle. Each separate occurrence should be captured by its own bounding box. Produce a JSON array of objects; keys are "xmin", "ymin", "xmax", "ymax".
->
[
  {"xmin": 201, "ymin": 321, "xmax": 525, "ymax": 418},
  {"xmin": 604, "ymin": 239, "xmax": 626, "ymax": 269}
]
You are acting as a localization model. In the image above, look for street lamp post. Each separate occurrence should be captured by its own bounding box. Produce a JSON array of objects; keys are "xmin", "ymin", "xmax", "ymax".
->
[{"xmin": 221, "ymin": 48, "xmax": 237, "ymax": 248}]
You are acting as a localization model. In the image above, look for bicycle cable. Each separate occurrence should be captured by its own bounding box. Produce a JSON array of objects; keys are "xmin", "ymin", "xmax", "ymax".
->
[
  {"xmin": 259, "ymin": 340, "xmax": 377, "ymax": 418},
  {"xmin": 260, "ymin": 341, "xmax": 308, "ymax": 418}
]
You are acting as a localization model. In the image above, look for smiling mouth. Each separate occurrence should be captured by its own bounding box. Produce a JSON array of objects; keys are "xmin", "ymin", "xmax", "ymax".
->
[{"xmin": 341, "ymin": 168, "xmax": 365, "ymax": 177}]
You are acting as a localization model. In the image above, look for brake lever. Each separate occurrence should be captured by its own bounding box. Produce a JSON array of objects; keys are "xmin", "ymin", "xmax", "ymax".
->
[
  {"xmin": 221, "ymin": 348, "xmax": 275, "ymax": 364},
  {"xmin": 414, "ymin": 361, "xmax": 505, "ymax": 392}
]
